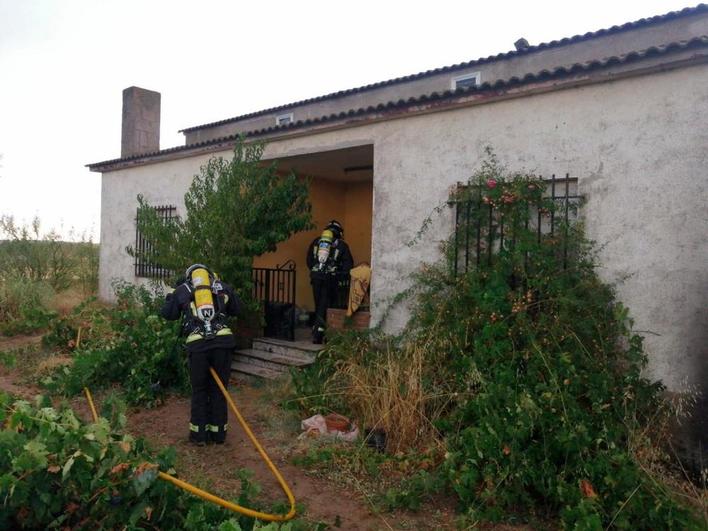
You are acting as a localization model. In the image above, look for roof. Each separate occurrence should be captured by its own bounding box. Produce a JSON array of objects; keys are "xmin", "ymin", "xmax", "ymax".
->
[
  {"xmin": 179, "ymin": 3, "xmax": 708, "ymax": 134},
  {"xmin": 87, "ymin": 35, "xmax": 708, "ymax": 172}
]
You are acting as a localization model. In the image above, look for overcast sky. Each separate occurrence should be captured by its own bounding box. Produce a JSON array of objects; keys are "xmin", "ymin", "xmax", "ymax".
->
[{"xmin": 0, "ymin": 0, "xmax": 695, "ymax": 241}]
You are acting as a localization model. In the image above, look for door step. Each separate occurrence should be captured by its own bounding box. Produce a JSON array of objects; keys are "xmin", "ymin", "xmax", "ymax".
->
[
  {"xmin": 231, "ymin": 336, "xmax": 322, "ymax": 379},
  {"xmin": 252, "ymin": 337, "xmax": 322, "ymax": 357},
  {"xmin": 230, "ymin": 361, "xmax": 283, "ymax": 380}
]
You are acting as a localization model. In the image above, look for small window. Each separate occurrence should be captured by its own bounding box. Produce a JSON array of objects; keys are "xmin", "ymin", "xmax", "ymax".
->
[
  {"xmin": 276, "ymin": 112, "xmax": 293, "ymax": 126},
  {"xmin": 451, "ymin": 72, "xmax": 480, "ymax": 90},
  {"xmin": 134, "ymin": 204, "xmax": 176, "ymax": 280}
]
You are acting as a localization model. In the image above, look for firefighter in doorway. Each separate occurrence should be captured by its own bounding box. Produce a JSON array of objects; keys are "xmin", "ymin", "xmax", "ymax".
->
[
  {"xmin": 161, "ymin": 264, "xmax": 241, "ymax": 445},
  {"xmin": 306, "ymin": 220, "xmax": 354, "ymax": 344}
]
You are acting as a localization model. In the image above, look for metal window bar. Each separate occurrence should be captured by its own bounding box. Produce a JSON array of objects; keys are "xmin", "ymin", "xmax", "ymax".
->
[
  {"xmin": 134, "ymin": 205, "xmax": 176, "ymax": 280},
  {"xmin": 451, "ymin": 175, "xmax": 581, "ymax": 276}
]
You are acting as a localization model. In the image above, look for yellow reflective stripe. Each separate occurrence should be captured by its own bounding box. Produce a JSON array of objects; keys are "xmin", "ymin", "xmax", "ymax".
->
[
  {"xmin": 186, "ymin": 328, "xmax": 232, "ymax": 343},
  {"xmin": 189, "ymin": 423, "xmax": 200, "ymax": 432},
  {"xmin": 206, "ymin": 424, "xmax": 227, "ymax": 432}
]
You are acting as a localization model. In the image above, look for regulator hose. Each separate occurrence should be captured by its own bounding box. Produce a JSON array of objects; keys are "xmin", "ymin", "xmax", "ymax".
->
[{"xmin": 83, "ymin": 368, "xmax": 297, "ymax": 522}]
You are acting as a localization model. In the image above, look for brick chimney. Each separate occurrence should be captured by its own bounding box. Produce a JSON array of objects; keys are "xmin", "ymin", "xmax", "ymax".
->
[{"xmin": 121, "ymin": 86, "xmax": 161, "ymax": 158}]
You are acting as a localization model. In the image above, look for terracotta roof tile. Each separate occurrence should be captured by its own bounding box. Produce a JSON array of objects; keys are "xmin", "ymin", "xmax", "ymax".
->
[
  {"xmin": 88, "ymin": 35, "xmax": 708, "ymax": 171},
  {"xmin": 179, "ymin": 3, "xmax": 708, "ymax": 133}
]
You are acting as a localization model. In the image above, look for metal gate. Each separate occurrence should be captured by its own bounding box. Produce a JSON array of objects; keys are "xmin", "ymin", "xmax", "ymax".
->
[{"xmin": 252, "ymin": 260, "xmax": 296, "ymax": 341}]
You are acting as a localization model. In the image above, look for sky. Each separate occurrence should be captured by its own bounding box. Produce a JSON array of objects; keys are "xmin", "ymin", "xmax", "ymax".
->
[{"xmin": 0, "ymin": 0, "xmax": 696, "ymax": 241}]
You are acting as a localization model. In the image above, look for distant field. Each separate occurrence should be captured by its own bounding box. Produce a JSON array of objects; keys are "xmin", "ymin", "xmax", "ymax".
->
[{"xmin": 0, "ymin": 237, "xmax": 99, "ymax": 335}]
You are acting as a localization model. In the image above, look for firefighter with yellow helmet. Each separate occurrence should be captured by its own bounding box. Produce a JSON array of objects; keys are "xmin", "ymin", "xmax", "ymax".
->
[
  {"xmin": 306, "ymin": 220, "xmax": 353, "ymax": 343},
  {"xmin": 161, "ymin": 264, "xmax": 241, "ymax": 445}
]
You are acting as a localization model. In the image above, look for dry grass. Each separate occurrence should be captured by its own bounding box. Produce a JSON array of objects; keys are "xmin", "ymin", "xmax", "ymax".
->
[
  {"xmin": 48, "ymin": 288, "xmax": 90, "ymax": 316},
  {"xmin": 331, "ymin": 339, "xmax": 453, "ymax": 454},
  {"xmin": 628, "ymin": 389, "xmax": 708, "ymax": 526}
]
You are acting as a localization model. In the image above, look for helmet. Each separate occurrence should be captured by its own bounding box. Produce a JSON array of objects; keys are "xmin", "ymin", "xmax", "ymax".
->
[{"xmin": 326, "ymin": 220, "xmax": 343, "ymax": 239}]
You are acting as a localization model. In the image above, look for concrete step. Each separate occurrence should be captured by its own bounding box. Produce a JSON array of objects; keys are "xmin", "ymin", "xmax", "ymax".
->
[
  {"xmin": 234, "ymin": 348, "xmax": 312, "ymax": 373},
  {"xmin": 231, "ymin": 336, "xmax": 321, "ymax": 380},
  {"xmin": 230, "ymin": 360, "xmax": 283, "ymax": 380},
  {"xmin": 251, "ymin": 337, "xmax": 322, "ymax": 360}
]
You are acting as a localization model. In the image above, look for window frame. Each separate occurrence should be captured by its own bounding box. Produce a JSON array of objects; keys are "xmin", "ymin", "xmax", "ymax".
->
[
  {"xmin": 134, "ymin": 204, "xmax": 177, "ymax": 280},
  {"xmin": 275, "ymin": 112, "xmax": 294, "ymax": 126},
  {"xmin": 451, "ymin": 72, "xmax": 481, "ymax": 90}
]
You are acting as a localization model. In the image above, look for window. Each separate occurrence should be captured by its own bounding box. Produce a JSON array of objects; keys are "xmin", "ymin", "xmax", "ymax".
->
[
  {"xmin": 276, "ymin": 112, "xmax": 294, "ymax": 126},
  {"xmin": 134, "ymin": 204, "xmax": 176, "ymax": 280},
  {"xmin": 451, "ymin": 72, "xmax": 481, "ymax": 90},
  {"xmin": 450, "ymin": 174, "xmax": 580, "ymax": 275}
]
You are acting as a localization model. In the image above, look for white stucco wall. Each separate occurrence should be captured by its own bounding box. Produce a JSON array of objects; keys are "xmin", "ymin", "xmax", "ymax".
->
[
  {"xmin": 100, "ymin": 64, "xmax": 707, "ymax": 396},
  {"xmin": 99, "ymin": 152, "xmax": 229, "ymax": 296}
]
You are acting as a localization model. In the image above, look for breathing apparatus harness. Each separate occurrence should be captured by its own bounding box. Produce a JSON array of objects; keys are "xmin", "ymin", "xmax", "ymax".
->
[{"xmin": 182, "ymin": 264, "xmax": 231, "ymax": 342}]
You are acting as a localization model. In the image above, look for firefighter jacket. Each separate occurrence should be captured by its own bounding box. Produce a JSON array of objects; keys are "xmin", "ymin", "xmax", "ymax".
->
[
  {"xmin": 306, "ymin": 236, "xmax": 354, "ymax": 279},
  {"xmin": 161, "ymin": 279, "xmax": 240, "ymax": 353}
]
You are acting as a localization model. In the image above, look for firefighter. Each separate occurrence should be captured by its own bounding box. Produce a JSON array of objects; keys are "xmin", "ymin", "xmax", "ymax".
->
[
  {"xmin": 161, "ymin": 264, "xmax": 241, "ymax": 446},
  {"xmin": 306, "ymin": 220, "xmax": 353, "ymax": 343}
]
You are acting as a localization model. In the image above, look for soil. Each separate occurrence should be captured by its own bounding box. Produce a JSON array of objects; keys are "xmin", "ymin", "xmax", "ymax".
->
[
  {"xmin": 127, "ymin": 377, "xmax": 457, "ymax": 530},
  {"xmin": 0, "ymin": 332, "xmax": 43, "ymax": 352},
  {"xmin": 0, "ymin": 334, "xmax": 458, "ymax": 530},
  {"xmin": 0, "ymin": 333, "xmax": 534, "ymax": 530},
  {"xmin": 0, "ymin": 333, "xmax": 44, "ymax": 401}
]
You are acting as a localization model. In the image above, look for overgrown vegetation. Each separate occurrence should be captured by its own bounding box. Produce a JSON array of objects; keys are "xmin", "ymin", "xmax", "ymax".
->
[
  {"xmin": 43, "ymin": 281, "xmax": 187, "ymax": 407},
  {"xmin": 0, "ymin": 276, "xmax": 56, "ymax": 335},
  {"xmin": 293, "ymin": 154, "xmax": 705, "ymax": 528},
  {"xmin": 0, "ymin": 390, "xmax": 303, "ymax": 530},
  {"xmin": 0, "ymin": 215, "xmax": 98, "ymax": 336},
  {"xmin": 129, "ymin": 140, "xmax": 313, "ymax": 310}
]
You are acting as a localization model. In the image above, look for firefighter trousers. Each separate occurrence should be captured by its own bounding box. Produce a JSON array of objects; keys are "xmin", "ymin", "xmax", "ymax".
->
[
  {"xmin": 188, "ymin": 347, "xmax": 232, "ymax": 443},
  {"xmin": 310, "ymin": 274, "xmax": 338, "ymax": 342}
]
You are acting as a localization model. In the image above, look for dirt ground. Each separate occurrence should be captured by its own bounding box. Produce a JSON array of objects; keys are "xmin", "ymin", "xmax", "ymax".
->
[
  {"xmin": 0, "ymin": 334, "xmax": 467, "ymax": 530},
  {"xmin": 0, "ymin": 333, "xmax": 44, "ymax": 401},
  {"xmin": 127, "ymin": 382, "xmax": 458, "ymax": 530}
]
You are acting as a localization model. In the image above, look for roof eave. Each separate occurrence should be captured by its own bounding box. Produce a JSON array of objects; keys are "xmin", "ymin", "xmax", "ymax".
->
[
  {"xmin": 87, "ymin": 39, "xmax": 708, "ymax": 173},
  {"xmin": 177, "ymin": 4, "xmax": 708, "ymax": 134}
]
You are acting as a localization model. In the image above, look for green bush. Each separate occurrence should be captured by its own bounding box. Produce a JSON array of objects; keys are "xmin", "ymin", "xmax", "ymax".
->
[
  {"xmin": 0, "ymin": 391, "xmax": 276, "ymax": 529},
  {"xmin": 292, "ymin": 155, "xmax": 702, "ymax": 528},
  {"xmin": 43, "ymin": 281, "xmax": 187, "ymax": 407},
  {"xmin": 431, "ymin": 261, "xmax": 695, "ymax": 527},
  {"xmin": 42, "ymin": 296, "xmax": 112, "ymax": 352},
  {"xmin": 129, "ymin": 140, "xmax": 313, "ymax": 312},
  {"xmin": 0, "ymin": 215, "xmax": 99, "ymax": 335},
  {"xmin": 0, "ymin": 215, "xmax": 75, "ymax": 291},
  {"xmin": 74, "ymin": 240, "xmax": 100, "ymax": 296},
  {"xmin": 0, "ymin": 275, "xmax": 57, "ymax": 336}
]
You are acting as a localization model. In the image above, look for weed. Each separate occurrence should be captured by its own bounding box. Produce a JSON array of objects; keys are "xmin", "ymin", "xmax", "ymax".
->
[
  {"xmin": 43, "ymin": 281, "xmax": 187, "ymax": 407},
  {"xmin": 291, "ymin": 154, "xmax": 704, "ymax": 529},
  {"xmin": 0, "ymin": 350, "xmax": 16, "ymax": 368},
  {"xmin": 0, "ymin": 275, "xmax": 56, "ymax": 336},
  {"xmin": 0, "ymin": 391, "xmax": 240, "ymax": 529}
]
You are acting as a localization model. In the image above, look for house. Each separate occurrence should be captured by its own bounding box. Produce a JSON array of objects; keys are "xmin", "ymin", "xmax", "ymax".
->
[{"xmin": 89, "ymin": 4, "xmax": 707, "ymax": 459}]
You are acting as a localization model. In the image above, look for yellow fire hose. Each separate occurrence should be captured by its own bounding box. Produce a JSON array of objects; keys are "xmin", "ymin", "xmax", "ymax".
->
[{"xmin": 82, "ymin": 367, "xmax": 297, "ymax": 522}]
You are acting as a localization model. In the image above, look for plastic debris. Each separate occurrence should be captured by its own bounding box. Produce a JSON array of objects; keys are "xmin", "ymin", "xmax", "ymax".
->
[{"xmin": 299, "ymin": 414, "xmax": 359, "ymax": 442}]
